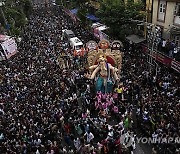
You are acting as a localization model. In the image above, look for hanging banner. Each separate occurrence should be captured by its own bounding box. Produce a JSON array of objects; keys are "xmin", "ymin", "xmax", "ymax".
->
[
  {"xmin": 1, "ymin": 38, "xmax": 17, "ymax": 59},
  {"xmin": 149, "ymin": 52, "xmax": 172, "ymax": 66}
]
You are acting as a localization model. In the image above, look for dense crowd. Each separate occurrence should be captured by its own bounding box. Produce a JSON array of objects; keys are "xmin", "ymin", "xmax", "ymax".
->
[
  {"xmin": 0, "ymin": 6, "xmax": 133, "ymax": 154},
  {"xmin": 0, "ymin": 5, "xmax": 179, "ymax": 154},
  {"xmin": 158, "ymin": 38, "xmax": 179, "ymax": 61},
  {"xmin": 124, "ymin": 43, "xmax": 180, "ymax": 154}
]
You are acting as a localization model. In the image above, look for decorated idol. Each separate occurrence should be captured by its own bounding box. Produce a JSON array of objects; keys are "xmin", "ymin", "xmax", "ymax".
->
[
  {"xmin": 86, "ymin": 39, "xmax": 123, "ymax": 93},
  {"xmin": 88, "ymin": 53, "xmax": 119, "ymax": 93}
]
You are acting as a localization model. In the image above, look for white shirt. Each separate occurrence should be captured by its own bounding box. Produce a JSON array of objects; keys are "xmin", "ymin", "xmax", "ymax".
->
[
  {"xmin": 162, "ymin": 41, "xmax": 166, "ymax": 47},
  {"xmin": 74, "ymin": 138, "xmax": 81, "ymax": 150},
  {"xmin": 85, "ymin": 132, "xmax": 94, "ymax": 143},
  {"xmin": 174, "ymin": 48, "xmax": 178, "ymax": 54}
]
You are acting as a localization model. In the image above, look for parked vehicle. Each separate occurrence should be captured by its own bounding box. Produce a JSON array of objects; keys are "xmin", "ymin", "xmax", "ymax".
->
[
  {"xmin": 62, "ymin": 29, "xmax": 75, "ymax": 41},
  {"xmin": 69, "ymin": 37, "xmax": 84, "ymax": 52}
]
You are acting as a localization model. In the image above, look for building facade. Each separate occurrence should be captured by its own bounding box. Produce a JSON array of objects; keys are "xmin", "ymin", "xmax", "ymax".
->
[{"xmin": 152, "ymin": 0, "xmax": 180, "ymax": 47}]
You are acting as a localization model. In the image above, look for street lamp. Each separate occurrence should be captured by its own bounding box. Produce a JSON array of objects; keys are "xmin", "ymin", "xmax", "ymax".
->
[{"xmin": 0, "ymin": 1, "xmax": 11, "ymax": 35}]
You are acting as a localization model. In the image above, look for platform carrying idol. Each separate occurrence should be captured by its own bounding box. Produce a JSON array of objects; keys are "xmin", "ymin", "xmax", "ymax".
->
[{"xmin": 86, "ymin": 40, "xmax": 123, "ymax": 93}]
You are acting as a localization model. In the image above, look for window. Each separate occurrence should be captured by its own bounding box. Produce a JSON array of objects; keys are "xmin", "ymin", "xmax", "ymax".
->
[
  {"xmin": 76, "ymin": 45, "xmax": 83, "ymax": 50},
  {"xmin": 160, "ymin": 4, "xmax": 163, "ymax": 13},
  {"xmin": 158, "ymin": 0, "xmax": 166, "ymax": 21},
  {"xmin": 159, "ymin": 2, "xmax": 166, "ymax": 13}
]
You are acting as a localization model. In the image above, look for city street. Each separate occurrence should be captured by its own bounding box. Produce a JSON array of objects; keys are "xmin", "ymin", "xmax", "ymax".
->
[{"xmin": 0, "ymin": 1, "xmax": 179, "ymax": 154}]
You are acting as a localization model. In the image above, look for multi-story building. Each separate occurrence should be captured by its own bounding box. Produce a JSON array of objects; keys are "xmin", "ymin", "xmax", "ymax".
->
[{"xmin": 152, "ymin": 0, "xmax": 180, "ymax": 46}]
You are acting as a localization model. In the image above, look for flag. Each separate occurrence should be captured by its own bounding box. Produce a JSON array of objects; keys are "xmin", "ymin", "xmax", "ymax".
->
[{"xmin": 124, "ymin": 117, "xmax": 129, "ymax": 129}]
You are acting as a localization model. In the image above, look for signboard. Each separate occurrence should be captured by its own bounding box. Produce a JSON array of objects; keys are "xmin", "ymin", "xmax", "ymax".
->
[
  {"xmin": 171, "ymin": 60, "xmax": 180, "ymax": 73},
  {"xmin": 1, "ymin": 38, "xmax": 17, "ymax": 59},
  {"xmin": 0, "ymin": 35, "xmax": 10, "ymax": 41}
]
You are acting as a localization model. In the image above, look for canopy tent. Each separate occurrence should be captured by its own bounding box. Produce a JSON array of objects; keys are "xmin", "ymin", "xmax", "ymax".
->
[
  {"xmin": 126, "ymin": 34, "xmax": 146, "ymax": 44},
  {"xmin": 86, "ymin": 14, "xmax": 99, "ymax": 22},
  {"xmin": 70, "ymin": 8, "xmax": 78, "ymax": 15},
  {"xmin": 70, "ymin": 8, "xmax": 99, "ymax": 22}
]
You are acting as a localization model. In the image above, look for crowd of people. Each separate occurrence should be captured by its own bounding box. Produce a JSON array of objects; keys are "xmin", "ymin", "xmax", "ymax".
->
[
  {"xmin": 0, "ymin": 6, "xmax": 133, "ymax": 154},
  {"xmin": 124, "ymin": 42, "xmax": 180, "ymax": 154},
  {"xmin": 158, "ymin": 38, "xmax": 179, "ymax": 61},
  {"xmin": 0, "ymin": 5, "xmax": 179, "ymax": 154}
]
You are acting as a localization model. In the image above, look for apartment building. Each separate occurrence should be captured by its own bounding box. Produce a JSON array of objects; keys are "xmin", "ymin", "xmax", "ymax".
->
[{"xmin": 152, "ymin": 0, "xmax": 180, "ymax": 46}]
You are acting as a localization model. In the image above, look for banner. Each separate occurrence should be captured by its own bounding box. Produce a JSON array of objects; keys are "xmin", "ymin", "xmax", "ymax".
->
[
  {"xmin": 141, "ymin": 44, "xmax": 179, "ymax": 73},
  {"xmin": 1, "ymin": 38, "xmax": 17, "ymax": 59},
  {"xmin": 171, "ymin": 60, "xmax": 180, "ymax": 73},
  {"xmin": 149, "ymin": 52, "xmax": 172, "ymax": 66}
]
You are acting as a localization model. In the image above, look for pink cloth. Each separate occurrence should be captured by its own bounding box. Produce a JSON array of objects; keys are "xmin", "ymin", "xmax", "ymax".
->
[
  {"xmin": 95, "ymin": 101, "xmax": 100, "ymax": 110},
  {"xmin": 113, "ymin": 106, "xmax": 119, "ymax": 113},
  {"xmin": 82, "ymin": 113, "xmax": 87, "ymax": 119},
  {"xmin": 102, "ymin": 103, "xmax": 107, "ymax": 109},
  {"xmin": 113, "ymin": 93, "xmax": 118, "ymax": 99},
  {"xmin": 106, "ymin": 99, "xmax": 112, "ymax": 106},
  {"xmin": 102, "ymin": 93, "xmax": 106, "ymax": 100}
]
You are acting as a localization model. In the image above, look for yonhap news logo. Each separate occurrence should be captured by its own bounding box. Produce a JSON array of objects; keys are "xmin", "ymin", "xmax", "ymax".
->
[
  {"xmin": 120, "ymin": 133, "xmax": 180, "ymax": 148},
  {"xmin": 120, "ymin": 132, "xmax": 135, "ymax": 148}
]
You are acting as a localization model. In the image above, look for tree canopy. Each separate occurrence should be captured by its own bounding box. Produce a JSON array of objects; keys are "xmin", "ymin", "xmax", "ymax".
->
[
  {"xmin": 97, "ymin": 0, "xmax": 145, "ymax": 40},
  {"xmin": 0, "ymin": 0, "xmax": 32, "ymax": 36}
]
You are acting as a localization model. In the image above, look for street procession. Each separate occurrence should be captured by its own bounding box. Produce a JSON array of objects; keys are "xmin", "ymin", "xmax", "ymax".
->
[{"xmin": 0, "ymin": 1, "xmax": 179, "ymax": 154}]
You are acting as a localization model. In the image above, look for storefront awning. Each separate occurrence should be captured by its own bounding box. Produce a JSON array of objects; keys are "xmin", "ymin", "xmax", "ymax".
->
[
  {"xmin": 126, "ymin": 34, "xmax": 145, "ymax": 44},
  {"xmin": 86, "ymin": 14, "xmax": 99, "ymax": 21}
]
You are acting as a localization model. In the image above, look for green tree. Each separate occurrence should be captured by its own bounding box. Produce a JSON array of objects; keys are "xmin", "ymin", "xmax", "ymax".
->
[
  {"xmin": 97, "ymin": 0, "xmax": 145, "ymax": 40},
  {"xmin": 0, "ymin": 0, "xmax": 32, "ymax": 36},
  {"xmin": 74, "ymin": 0, "xmax": 89, "ymax": 25},
  {"xmin": 77, "ymin": 7, "xmax": 88, "ymax": 26}
]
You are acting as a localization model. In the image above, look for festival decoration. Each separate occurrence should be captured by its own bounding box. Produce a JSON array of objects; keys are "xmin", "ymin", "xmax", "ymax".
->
[
  {"xmin": 86, "ymin": 40, "xmax": 98, "ymax": 51},
  {"xmin": 98, "ymin": 39, "xmax": 110, "ymax": 50},
  {"xmin": 111, "ymin": 40, "xmax": 123, "ymax": 50}
]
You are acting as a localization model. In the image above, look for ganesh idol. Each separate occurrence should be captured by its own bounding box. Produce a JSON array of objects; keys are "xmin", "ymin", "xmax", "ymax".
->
[{"xmin": 86, "ymin": 53, "xmax": 119, "ymax": 93}]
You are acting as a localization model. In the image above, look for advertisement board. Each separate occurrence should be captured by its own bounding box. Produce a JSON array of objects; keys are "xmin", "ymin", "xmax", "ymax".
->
[{"xmin": 1, "ymin": 38, "xmax": 17, "ymax": 59}]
